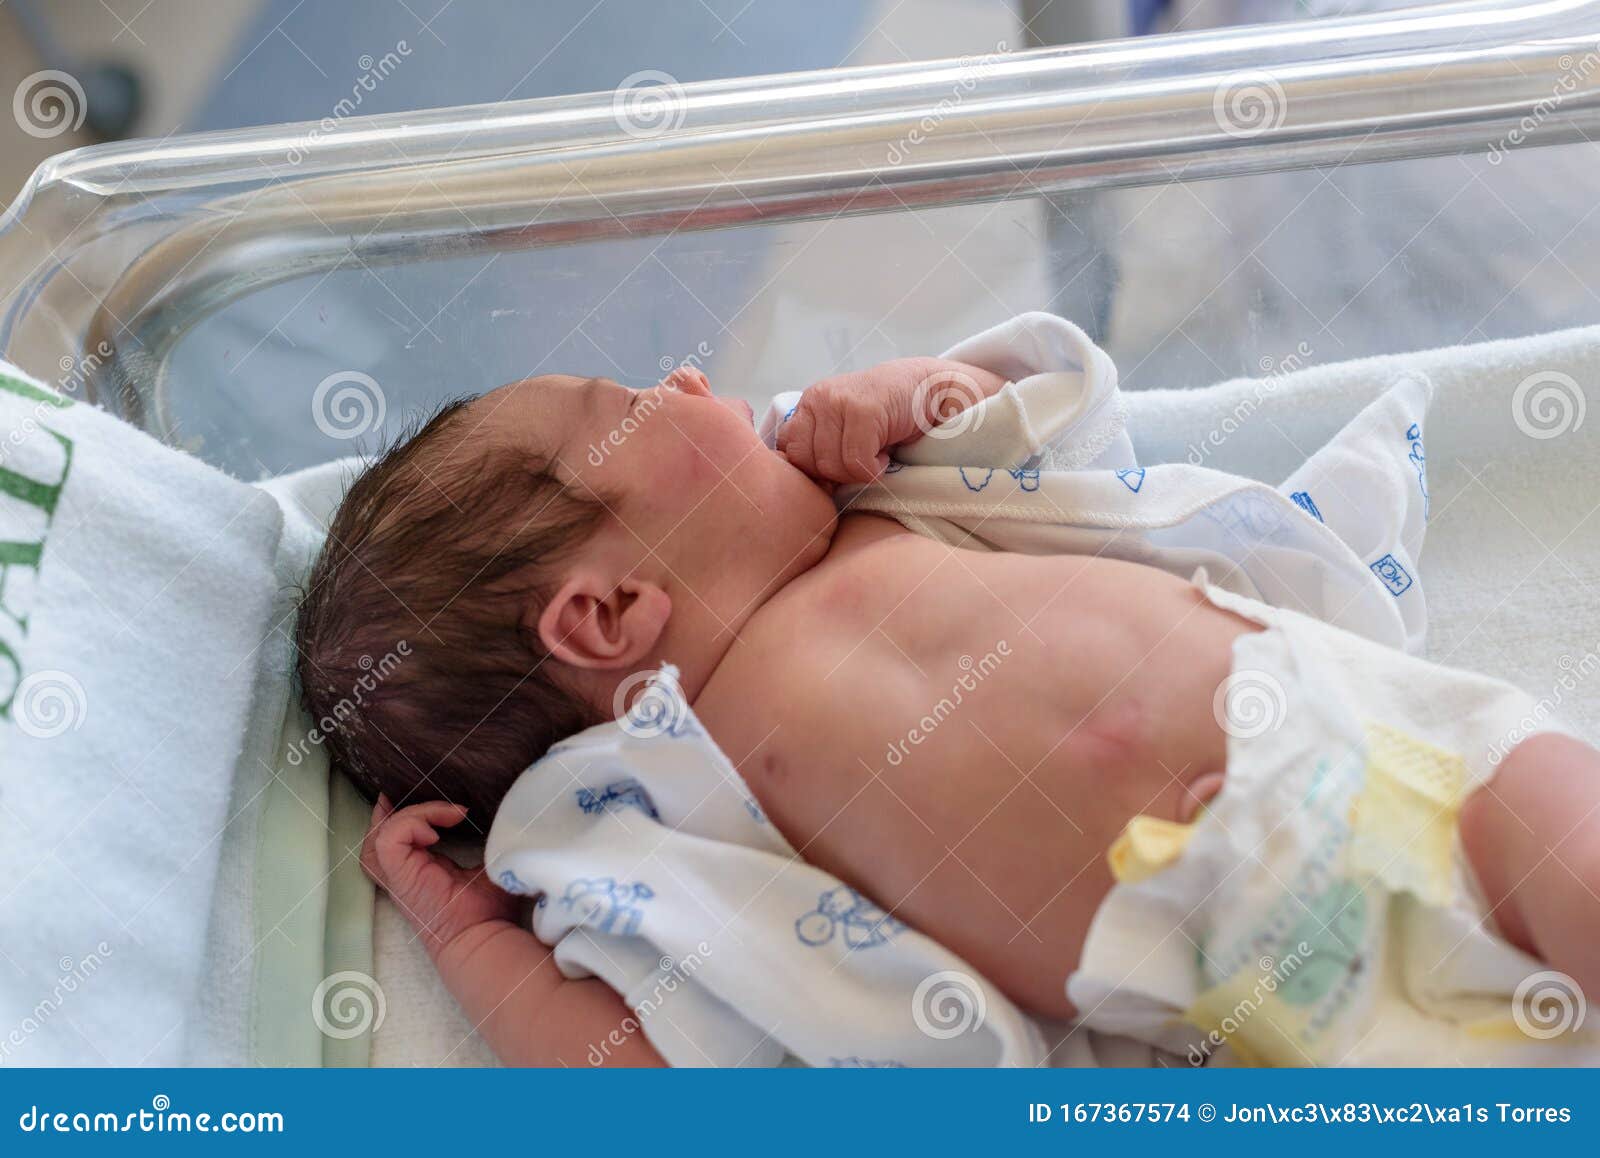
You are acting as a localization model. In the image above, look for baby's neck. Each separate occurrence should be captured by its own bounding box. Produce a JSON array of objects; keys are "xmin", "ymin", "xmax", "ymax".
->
[
  {"xmin": 625, "ymin": 513, "xmax": 885, "ymax": 711},
  {"xmin": 677, "ymin": 512, "xmax": 907, "ymax": 705}
]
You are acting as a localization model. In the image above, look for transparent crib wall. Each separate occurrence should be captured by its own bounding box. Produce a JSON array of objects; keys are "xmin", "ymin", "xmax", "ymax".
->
[
  {"xmin": 160, "ymin": 138, "xmax": 1599, "ymax": 479},
  {"xmin": 3, "ymin": 0, "xmax": 1599, "ymax": 477}
]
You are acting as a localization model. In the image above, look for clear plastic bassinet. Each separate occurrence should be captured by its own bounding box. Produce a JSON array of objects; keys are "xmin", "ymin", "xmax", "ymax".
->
[
  {"xmin": 1, "ymin": 0, "xmax": 1598, "ymax": 477},
  {"xmin": 5, "ymin": 0, "xmax": 1600, "ymax": 1071}
]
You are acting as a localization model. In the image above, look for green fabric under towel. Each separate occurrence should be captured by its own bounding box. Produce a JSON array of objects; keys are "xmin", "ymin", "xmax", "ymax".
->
[{"xmin": 250, "ymin": 702, "xmax": 376, "ymax": 1066}]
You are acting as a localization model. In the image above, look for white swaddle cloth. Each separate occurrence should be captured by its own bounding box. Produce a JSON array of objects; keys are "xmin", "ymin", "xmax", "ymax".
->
[
  {"xmin": 487, "ymin": 312, "xmax": 1437, "ymax": 1067},
  {"xmin": 487, "ymin": 673, "xmax": 1046, "ymax": 1067}
]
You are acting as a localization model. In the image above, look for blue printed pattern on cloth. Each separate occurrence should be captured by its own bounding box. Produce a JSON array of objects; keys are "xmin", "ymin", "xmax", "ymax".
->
[
  {"xmin": 562, "ymin": 877, "xmax": 655, "ymax": 936},
  {"xmin": 1406, "ymin": 422, "xmax": 1429, "ymax": 518},
  {"xmin": 958, "ymin": 466, "xmax": 1041, "ymax": 493},
  {"xmin": 1369, "ymin": 553, "xmax": 1413, "ymax": 596},
  {"xmin": 796, "ymin": 886, "xmax": 905, "ymax": 949},
  {"xmin": 576, "ymin": 778, "xmax": 660, "ymax": 820},
  {"xmin": 1290, "ymin": 490, "xmax": 1323, "ymax": 522}
]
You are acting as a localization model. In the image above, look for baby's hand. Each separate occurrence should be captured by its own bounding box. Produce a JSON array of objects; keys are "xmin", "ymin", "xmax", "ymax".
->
[
  {"xmin": 359, "ymin": 795, "xmax": 521, "ymax": 958},
  {"xmin": 776, "ymin": 356, "xmax": 1007, "ymax": 485}
]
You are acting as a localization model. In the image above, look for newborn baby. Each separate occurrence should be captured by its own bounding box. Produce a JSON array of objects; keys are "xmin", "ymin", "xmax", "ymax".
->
[{"xmin": 295, "ymin": 340, "xmax": 1600, "ymax": 1067}]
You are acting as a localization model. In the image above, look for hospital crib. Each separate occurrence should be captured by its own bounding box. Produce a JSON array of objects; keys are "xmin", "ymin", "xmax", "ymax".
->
[{"xmin": 2, "ymin": 0, "xmax": 1598, "ymax": 1066}]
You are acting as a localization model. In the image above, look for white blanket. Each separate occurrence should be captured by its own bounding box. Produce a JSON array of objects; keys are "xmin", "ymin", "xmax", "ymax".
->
[
  {"xmin": 0, "ymin": 363, "xmax": 282, "ymax": 1066},
  {"xmin": 485, "ymin": 312, "xmax": 1433, "ymax": 1067}
]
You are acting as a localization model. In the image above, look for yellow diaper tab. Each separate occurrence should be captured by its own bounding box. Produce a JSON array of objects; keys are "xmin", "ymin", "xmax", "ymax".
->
[
  {"xmin": 1349, "ymin": 722, "xmax": 1470, "ymax": 907},
  {"xmin": 1184, "ymin": 973, "xmax": 1312, "ymax": 1068},
  {"xmin": 1108, "ymin": 815, "xmax": 1196, "ymax": 885}
]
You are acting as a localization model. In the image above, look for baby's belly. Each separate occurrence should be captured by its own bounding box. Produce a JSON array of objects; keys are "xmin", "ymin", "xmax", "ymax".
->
[{"xmin": 696, "ymin": 520, "xmax": 1251, "ymax": 1018}]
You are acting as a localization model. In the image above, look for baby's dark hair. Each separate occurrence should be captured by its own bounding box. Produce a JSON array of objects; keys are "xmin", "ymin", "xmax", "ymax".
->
[{"xmin": 294, "ymin": 397, "xmax": 609, "ymax": 832}]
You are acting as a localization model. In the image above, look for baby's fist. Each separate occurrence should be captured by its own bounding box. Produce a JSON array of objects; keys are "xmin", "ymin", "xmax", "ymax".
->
[
  {"xmin": 360, "ymin": 795, "xmax": 520, "ymax": 957},
  {"xmin": 776, "ymin": 357, "xmax": 1004, "ymax": 485}
]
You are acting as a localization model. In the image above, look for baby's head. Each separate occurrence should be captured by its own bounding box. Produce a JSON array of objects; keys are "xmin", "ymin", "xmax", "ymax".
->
[{"xmin": 295, "ymin": 369, "xmax": 835, "ymax": 829}]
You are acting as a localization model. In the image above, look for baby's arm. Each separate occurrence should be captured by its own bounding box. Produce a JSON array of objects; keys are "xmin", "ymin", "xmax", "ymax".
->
[
  {"xmin": 361, "ymin": 797, "xmax": 664, "ymax": 1067},
  {"xmin": 776, "ymin": 356, "xmax": 1009, "ymax": 484}
]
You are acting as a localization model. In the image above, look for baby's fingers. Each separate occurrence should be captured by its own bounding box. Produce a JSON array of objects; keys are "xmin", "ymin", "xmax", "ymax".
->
[
  {"xmin": 361, "ymin": 799, "xmax": 469, "ymax": 883},
  {"xmin": 836, "ymin": 402, "xmax": 890, "ymax": 483},
  {"xmin": 777, "ymin": 402, "xmax": 819, "ymax": 477},
  {"xmin": 385, "ymin": 802, "xmax": 470, "ymax": 852}
]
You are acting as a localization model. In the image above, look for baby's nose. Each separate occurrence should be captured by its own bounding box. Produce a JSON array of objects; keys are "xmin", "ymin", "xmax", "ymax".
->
[{"xmin": 660, "ymin": 364, "xmax": 712, "ymax": 397}]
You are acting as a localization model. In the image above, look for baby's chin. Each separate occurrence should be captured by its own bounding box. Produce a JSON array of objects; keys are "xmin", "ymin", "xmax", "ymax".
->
[{"xmin": 759, "ymin": 450, "xmax": 840, "ymax": 535}]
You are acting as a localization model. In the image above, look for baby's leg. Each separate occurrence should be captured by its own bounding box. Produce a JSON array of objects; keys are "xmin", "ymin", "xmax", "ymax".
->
[{"xmin": 1460, "ymin": 732, "xmax": 1600, "ymax": 997}]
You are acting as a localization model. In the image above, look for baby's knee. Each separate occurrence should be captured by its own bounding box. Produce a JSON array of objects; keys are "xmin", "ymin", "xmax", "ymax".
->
[
  {"xmin": 1472, "ymin": 733, "xmax": 1599, "ymax": 844},
  {"xmin": 1462, "ymin": 732, "xmax": 1600, "ymax": 951}
]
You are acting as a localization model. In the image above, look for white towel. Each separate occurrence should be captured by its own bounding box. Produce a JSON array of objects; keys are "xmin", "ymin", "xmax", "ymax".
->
[{"xmin": 0, "ymin": 361, "xmax": 283, "ymax": 1065}]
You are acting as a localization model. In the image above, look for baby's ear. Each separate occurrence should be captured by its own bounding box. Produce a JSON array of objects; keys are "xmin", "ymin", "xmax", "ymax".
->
[{"xmin": 530, "ymin": 572, "xmax": 671, "ymax": 671}]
